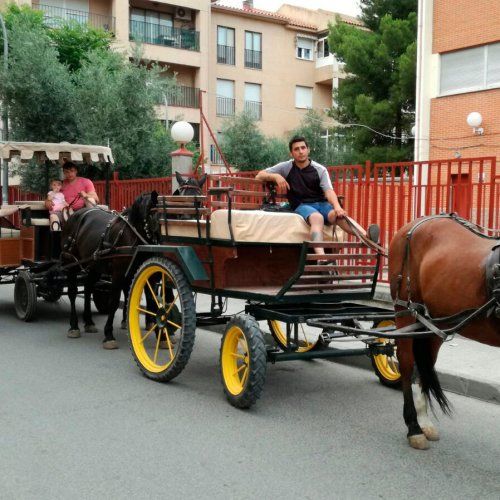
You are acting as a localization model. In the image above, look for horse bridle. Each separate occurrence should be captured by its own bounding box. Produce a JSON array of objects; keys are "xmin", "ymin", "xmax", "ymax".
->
[{"xmin": 393, "ymin": 213, "xmax": 500, "ymax": 340}]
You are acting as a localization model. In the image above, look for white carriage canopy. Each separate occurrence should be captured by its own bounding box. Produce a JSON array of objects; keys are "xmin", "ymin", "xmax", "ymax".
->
[{"xmin": 0, "ymin": 141, "xmax": 114, "ymax": 164}]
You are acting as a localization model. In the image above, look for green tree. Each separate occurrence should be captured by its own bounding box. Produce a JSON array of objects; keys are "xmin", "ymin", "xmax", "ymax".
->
[
  {"xmin": 220, "ymin": 111, "xmax": 288, "ymax": 171},
  {"xmin": 292, "ymin": 110, "xmax": 355, "ymax": 166},
  {"xmin": 0, "ymin": 20, "xmax": 78, "ymax": 142},
  {"xmin": 48, "ymin": 21, "xmax": 113, "ymax": 72},
  {"xmin": 0, "ymin": 7, "xmax": 179, "ymax": 185},
  {"xmin": 73, "ymin": 48, "xmax": 177, "ymax": 178},
  {"xmin": 328, "ymin": 0, "xmax": 417, "ymax": 163}
]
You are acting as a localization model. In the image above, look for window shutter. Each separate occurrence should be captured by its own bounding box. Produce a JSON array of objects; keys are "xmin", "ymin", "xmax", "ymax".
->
[
  {"xmin": 440, "ymin": 46, "xmax": 484, "ymax": 94},
  {"xmin": 295, "ymin": 86, "xmax": 313, "ymax": 108}
]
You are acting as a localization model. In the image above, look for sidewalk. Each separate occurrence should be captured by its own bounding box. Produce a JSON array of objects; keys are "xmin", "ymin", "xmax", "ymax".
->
[{"xmin": 196, "ymin": 288, "xmax": 500, "ymax": 405}]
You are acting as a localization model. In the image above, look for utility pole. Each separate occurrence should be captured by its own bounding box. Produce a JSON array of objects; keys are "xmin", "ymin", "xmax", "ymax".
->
[{"xmin": 0, "ymin": 13, "xmax": 8, "ymax": 205}]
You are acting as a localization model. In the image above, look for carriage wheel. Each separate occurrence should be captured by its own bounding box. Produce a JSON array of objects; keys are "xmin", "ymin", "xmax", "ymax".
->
[
  {"xmin": 14, "ymin": 271, "xmax": 37, "ymax": 321},
  {"xmin": 370, "ymin": 320, "xmax": 402, "ymax": 388},
  {"xmin": 93, "ymin": 288, "xmax": 110, "ymax": 314},
  {"xmin": 128, "ymin": 257, "xmax": 196, "ymax": 382},
  {"xmin": 220, "ymin": 315, "xmax": 267, "ymax": 409},
  {"xmin": 268, "ymin": 320, "xmax": 326, "ymax": 352}
]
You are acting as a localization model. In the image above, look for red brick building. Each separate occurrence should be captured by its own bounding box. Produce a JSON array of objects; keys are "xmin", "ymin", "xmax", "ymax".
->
[{"xmin": 414, "ymin": 0, "xmax": 499, "ymax": 223}]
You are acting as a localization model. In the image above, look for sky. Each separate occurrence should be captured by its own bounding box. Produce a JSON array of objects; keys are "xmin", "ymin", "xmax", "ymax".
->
[{"xmin": 217, "ymin": 0, "xmax": 361, "ymax": 18}]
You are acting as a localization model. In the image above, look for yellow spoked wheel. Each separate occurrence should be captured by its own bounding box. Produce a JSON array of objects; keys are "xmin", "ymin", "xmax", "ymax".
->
[
  {"xmin": 370, "ymin": 320, "xmax": 401, "ymax": 388},
  {"xmin": 220, "ymin": 315, "xmax": 267, "ymax": 409},
  {"xmin": 268, "ymin": 320, "xmax": 326, "ymax": 352},
  {"xmin": 128, "ymin": 257, "xmax": 196, "ymax": 382}
]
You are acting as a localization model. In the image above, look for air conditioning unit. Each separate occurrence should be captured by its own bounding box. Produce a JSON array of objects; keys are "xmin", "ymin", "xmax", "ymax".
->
[{"xmin": 175, "ymin": 7, "xmax": 191, "ymax": 21}]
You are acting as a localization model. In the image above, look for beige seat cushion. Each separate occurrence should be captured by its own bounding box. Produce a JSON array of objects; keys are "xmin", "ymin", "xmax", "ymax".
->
[
  {"xmin": 211, "ymin": 210, "xmax": 342, "ymax": 243},
  {"xmin": 163, "ymin": 210, "xmax": 343, "ymax": 243}
]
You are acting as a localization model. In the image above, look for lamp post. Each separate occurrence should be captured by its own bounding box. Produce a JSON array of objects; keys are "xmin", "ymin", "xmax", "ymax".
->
[
  {"xmin": 170, "ymin": 121, "xmax": 194, "ymax": 194},
  {"xmin": 0, "ymin": 13, "xmax": 8, "ymax": 206}
]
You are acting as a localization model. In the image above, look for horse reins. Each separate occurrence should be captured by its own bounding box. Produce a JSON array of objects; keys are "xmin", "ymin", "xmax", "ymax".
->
[{"xmin": 393, "ymin": 213, "xmax": 500, "ymax": 340}]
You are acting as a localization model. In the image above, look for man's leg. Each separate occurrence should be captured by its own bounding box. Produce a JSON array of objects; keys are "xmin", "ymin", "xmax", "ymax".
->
[
  {"xmin": 327, "ymin": 210, "xmax": 380, "ymax": 242},
  {"xmin": 308, "ymin": 212, "xmax": 326, "ymax": 257}
]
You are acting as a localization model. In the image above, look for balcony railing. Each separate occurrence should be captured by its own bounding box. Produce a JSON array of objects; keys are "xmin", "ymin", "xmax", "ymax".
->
[
  {"xmin": 217, "ymin": 44, "xmax": 235, "ymax": 65},
  {"xmin": 216, "ymin": 96, "xmax": 235, "ymax": 117},
  {"xmin": 130, "ymin": 20, "xmax": 199, "ymax": 52},
  {"xmin": 32, "ymin": 3, "xmax": 115, "ymax": 31},
  {"xmin": 244, "ymin": 100, "xmax": 262, "ymax": 120},
  {"xmin": 166, "ymin": 86, "xmax": 199, "ymax": 108},
  {"xmin": 245, "ymin": 49, "xmax": 262, "ymax": 69}
]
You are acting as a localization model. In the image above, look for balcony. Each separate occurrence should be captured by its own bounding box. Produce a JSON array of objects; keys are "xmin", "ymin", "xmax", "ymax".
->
[
  {"xmin": 244, "ymin": 100, "xmax": 262, "ymax": 120},
  {"xmin": 166, "ymin": 86, "xmax": 199, "ymax": 108},
  {"xmin": 130, "ymin": 20, "xmax": 199, "ymax": 52},
  {"xmin": 245, "ymin": 49, "xmax": 262, "ymax": 69},
  {"xmin": 216, "ymin": 96, "xmax": 235, "ymax": 117},
  {"xmin": 32, "ymin": 3, "xmax": 115, "ymax": 31},
  {"xmin": 217, "ymin": 44, "xmax": 235, "ymax": 65}
]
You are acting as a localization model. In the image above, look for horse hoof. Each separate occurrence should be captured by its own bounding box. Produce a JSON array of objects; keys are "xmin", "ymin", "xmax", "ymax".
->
[
  {"xmin": 121, "ymin": 320, "xmax": 127, "ymax": 330},
  {"xmin": 85, "ymin": 324, "xmax": 98, "ymax": 333},
  {"xmin": 159, "ymin": 338, "xmax": 176, "ymax": 349},
  {"xmin": 422, "ymin": 426, "xmax": 440, "ymax": 441},
  {"xmin": 67, "ymin": 329, "xmax": 81, "ymax": 339},
  {"xmin": 102, "ymin": 340, "xmax": 119, "ymax": 350},
  {"xmin": 408, "ymin": 434, "xmax": 430, "ymax": 450}
]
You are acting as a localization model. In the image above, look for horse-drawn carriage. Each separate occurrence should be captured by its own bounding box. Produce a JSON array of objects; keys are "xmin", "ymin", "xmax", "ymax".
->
[
  {"xmin": 0, "ymin": 141, "xmax": 114, "ymax": 320},
  {"xmin": 123, "ymin": 175, "xmax": 402, "ymax": 408}
]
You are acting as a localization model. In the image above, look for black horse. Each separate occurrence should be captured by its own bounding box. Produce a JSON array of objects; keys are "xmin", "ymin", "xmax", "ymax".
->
[
  {"xmin": 61, "ymin": 192, "xmax": 159, "ymax": 349},
  {"xmin": 174, "ymin": 171, "xmax": 206, "ymax": 197}
]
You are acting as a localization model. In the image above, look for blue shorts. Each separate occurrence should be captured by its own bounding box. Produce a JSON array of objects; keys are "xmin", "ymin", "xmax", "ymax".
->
[{"xmin": 295, "ymin": 202, "xmax": 333, "ymax": 224}]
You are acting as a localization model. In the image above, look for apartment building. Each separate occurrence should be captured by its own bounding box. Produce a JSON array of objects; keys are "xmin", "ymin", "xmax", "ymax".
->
[
  {"xmin": 416, "ymin": 0, "xmax": 500, "ymax": 163},
  {"xmin": 4, "ymin": 0, "xmax": 362, "ymax": 170}
]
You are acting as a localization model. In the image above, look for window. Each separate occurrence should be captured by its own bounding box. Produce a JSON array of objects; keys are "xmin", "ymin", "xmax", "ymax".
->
[
  {"xmin": 216, "ymin": 79, "xmax": 235, "ymax": 116},
  {"xmin": 245, "ymin": 31, "xmax": 262, "ymax": 69},
  {"xmin": 244, "ymin": 83, "xmax": 262, "ymax": 120},
  {"xmin": 297, "ymin": 36, "xmax": 314, "ymax": 61},
  {"xmin": 130, "ymin": 8, "xmax": 173, "ymax": 27},
  {"xmin": 440, "ymin": 43, "xmax": 500, "ymax": 95},
  {"xmin": 217, "ymin": 26, "xmax": 235, "ymax": 65},
  {"xmin": 295, "ymin": 86, "xmax": 313, "ymax": 108},
  {"xmin": 317, "ymin": 37, "xmax": 330, "ymax": 58}
]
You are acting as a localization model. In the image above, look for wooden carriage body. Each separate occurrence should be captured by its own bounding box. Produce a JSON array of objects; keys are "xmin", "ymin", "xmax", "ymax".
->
[{"xmin": 155, "ymin": 176, "xmax": 381, "ymax": 304}]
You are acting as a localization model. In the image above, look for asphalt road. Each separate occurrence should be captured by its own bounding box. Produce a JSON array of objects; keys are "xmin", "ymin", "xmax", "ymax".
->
[{"xmin": 0, "ymin": 287, "xmax": 499, "ymax": 499}]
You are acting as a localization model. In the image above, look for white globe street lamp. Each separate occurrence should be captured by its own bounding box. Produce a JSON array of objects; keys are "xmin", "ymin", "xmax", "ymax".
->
[
  {"xmin": 171, "ymin": 121, "xmax": 194, "ymax": 148},
  {"xmin": 466, "ymin": 112, "xmax": 484, "ymax": 135}
]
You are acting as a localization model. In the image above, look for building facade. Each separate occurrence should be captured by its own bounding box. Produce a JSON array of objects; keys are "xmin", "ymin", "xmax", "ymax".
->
[
  {"xmin": 415, "ymin": 0, "xmax": 500, "ymax": 163},
  {"xmin": 3, "ymin": 0, "xmax": 362, "ymax": 170}
]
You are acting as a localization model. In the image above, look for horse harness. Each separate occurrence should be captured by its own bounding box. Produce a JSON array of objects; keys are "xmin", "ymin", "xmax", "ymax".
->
[
  {"xmin": 393, "ymin": 213, "xmax": 500, "ymax": 340},
  {"xmin": 62, "ymin": 206, "xmax": 149, "ymax": 270}
]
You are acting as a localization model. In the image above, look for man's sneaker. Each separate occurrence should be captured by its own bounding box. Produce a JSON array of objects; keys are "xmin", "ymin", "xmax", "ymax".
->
[{"xmin": 367, "ymin": 224, "xmax": 380, "ymax": 244}]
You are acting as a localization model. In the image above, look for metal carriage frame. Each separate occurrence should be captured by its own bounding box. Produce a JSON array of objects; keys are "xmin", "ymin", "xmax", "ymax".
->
[{"xmin": 125, "ymin": 178, "xmax": 402, "ymax": 408}]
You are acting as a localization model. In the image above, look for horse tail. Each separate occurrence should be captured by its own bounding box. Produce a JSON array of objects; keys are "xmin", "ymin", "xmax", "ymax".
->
[{"xmin": 412, "ymin": 337, "xmax": 451, "ymax": 415}]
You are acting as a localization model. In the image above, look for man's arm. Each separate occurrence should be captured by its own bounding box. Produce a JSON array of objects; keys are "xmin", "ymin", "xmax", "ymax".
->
[
  {"xmin": 80, "ymin": 178, "xmax": 99, "ymax": 203},
  {"xmin": 324, "ymin": 189, "xmax": 345, "ymax": 217},
  {"xmin": 255, "ymin": 163, "xmax": 290, "ymax": 190}
]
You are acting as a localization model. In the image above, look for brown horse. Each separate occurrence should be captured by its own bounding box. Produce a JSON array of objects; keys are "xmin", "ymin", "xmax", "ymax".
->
[{"xmin": 388, "ymin": 215, "xmax": 499, "ymax": 450}]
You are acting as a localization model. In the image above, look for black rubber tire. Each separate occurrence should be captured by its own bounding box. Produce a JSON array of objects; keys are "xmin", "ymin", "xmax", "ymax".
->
[
  {"xmin": 93, "ymin": 288, "xmax": 110, "ymax": 314},
  {"xmin": 14, "ymin": 271, "xmax": 37, "ymax": 321},
  {"xmin": 128, "ymin": 257, "xmax": 196, "ymax": 383},
  {"xmin": 220, "ymin": 315, "xmax": 267, "ymax": 409}
]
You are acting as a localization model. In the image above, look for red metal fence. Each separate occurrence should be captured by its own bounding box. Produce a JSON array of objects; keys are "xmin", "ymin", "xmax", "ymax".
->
[{"xmin": 4, "ymin": 156, "xmax": 498, "ymax": 246}]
